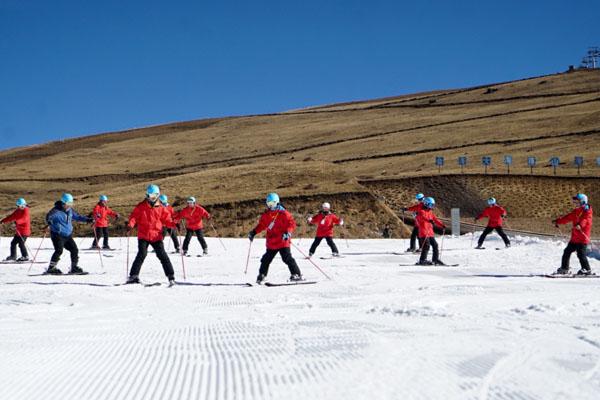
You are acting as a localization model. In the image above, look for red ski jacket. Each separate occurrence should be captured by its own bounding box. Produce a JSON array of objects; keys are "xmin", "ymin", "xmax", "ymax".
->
[
  {"xmin": 253, "ymin": 207, "xmax": 297, "ymax": 250},
  {"xmin": 1, "ymin": 207, "xmax": 31, "ymax": 236},
  {"xmin": 309, "ymin": 212, "xmax": 341, "ymax": 238},
  {"xmin": 416, "ymin": 208, "xmax": 445, "ymax": 238},
  {"xmin": 407, "ymin": 202, "xmax": 424, "ymax": 216},
  {"xmin": 556, "ymin": 205, "xmax": 593, "ymax": 244},
  {"xmin": 163, "ymin": 205, "xmax": 177, "ymax": 229},
  {"xmin": 476, "ymin": 205, "xmax": 507, "ymax": 228},
  {"xmin": 175, "ymin": 205, "xmax": 210, "ymax": 230},
  {"xmin": 128, "ymin": 200, "xmax": 173, "ymax": 242},
  {"xmin": 92, "ymin": 203, "xmax": 119, "ymax": 228}
]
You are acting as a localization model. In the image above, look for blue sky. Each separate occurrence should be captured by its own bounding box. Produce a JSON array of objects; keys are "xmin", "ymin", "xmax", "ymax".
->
[{"xmin": 0, "ymin": 0, "xmax": 598, "ymax": 150}]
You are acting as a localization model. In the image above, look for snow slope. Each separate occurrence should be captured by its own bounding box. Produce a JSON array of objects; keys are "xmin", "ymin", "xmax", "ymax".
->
[{"xmin": 0, "ymin": 234, "xmax": 599, "ymax": 400}]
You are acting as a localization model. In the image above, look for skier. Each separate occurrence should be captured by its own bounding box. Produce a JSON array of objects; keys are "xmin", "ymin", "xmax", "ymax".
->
[
  {"xmin": 402, "ymin": 193, "xmax": 425, "ymax": 252},
  {"xmin": 126, "ymin": 185, "xmax": 176, "ymax": 284},
  {"xmin": 1, "ymin": 198, "xmax": 31, "ymax": 262},
  {"xmin": 248, "ymin": 193, "xmax": 303, "ymax": 284},
  {"xmin": 382, "ymin": 224, "xmax": 392, "ymax": 239},
  {"xmin": 307, "ymin": 202, "xmax": 343, "ymax": 258},
  {"xmin": 175, "ymin": 196, "xmax": 210, "ymax": 256},
  {"xmin": 159, "ymin": 194, "xmax": 180, "ymax": 254},
  {"xmin": 45, "ymin": 193, "xmax": 94, "ymax": 274},
  {"xmin": 552, "ymin": 193, "xmax": 593, "ymax": 275},
  {"xmin": 474, "ymin": 197, "xmax": 511, "ymax": 249},
  {"xmin": 90, "ymin": 195, "xmax": 120, "ymax": 249},
  {"xmin": 415, "ymin": 197, "xmax": 447, "ymax": 266}
]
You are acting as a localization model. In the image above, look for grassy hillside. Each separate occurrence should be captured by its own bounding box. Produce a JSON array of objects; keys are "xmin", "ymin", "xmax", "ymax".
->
[{"xmin": 0, "ymin": 69, "xmax": 598, "ymax": 238}]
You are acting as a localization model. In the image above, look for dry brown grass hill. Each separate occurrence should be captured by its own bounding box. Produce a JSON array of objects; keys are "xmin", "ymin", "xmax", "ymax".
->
[{"xmin": 0, "ymin": 69, "xmax": 599, "ymax": 238}]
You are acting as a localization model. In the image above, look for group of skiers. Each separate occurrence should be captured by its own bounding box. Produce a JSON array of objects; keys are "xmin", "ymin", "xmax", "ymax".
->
[{"xmin": 0, "ymin": 186, "xmax": 594, "ymax": 283}]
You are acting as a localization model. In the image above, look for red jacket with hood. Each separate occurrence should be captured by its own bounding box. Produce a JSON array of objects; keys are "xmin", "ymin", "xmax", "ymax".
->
[
  {"xmin": 253, "ymin": 206, "xmax": 297, "ymax": 250},
  {"xmin": 416, "ymin": 208, "xmax": 445, "ymax": 238},
  {"xmin": 476, "ymin": 205, "xmax": 507, "ymax": 228},
  {"xmin": 1, "ymin": 207, "xmax": 31, "ymax": 236},
  {"xmin": 556, "ymin": 205, "xmax": 593, "ymax": 244},
  {"xmin": 92, "ymin": 203, "xmax": 119, "ymax": 228},
  {"xmin": 175, "ymin": 205, "xmax": 210, "ymax": 230},
  {"xmin": 309, "ymin": 212, "xmax": 341, "ymax": 238},
  {"xmin": 128, "ymin": 200, "xmax": 173, "ymax": 242}
]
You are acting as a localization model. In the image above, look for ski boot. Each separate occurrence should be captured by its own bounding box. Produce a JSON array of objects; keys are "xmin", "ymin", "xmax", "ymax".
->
[
  {"xmin": 475, "ymin": 245, "xmax": 484, "ymax": 250},
  {"xmin": 203, "ymin": 249, "xmax": 208, "ymax": 256},
  {"xmin": 505, "ymin": 243, "xmax": 511, "ymax": 248},
  {"xmin": 433, "ymin": 260, "xmax": 446, "ymax": 266},
  {"xmin": 554, "ymin": 267, "xmax": 570, "ymax": 275},
  {"xmin": 168, "ymin": 277, "xmax": 176, "ymax": 287},
  {"xmin": 45, "ymin": 265, "xmax": 63, "ymax": 275},
  {"xmin": 332, "ymin": 253, "xmax": 341, "ymax": 257},
  {"xmin": 183, "ymin": 250, "xmax": 188, "ymax": 257},
  {"xmin": 126, "ymin": 275, "xmax": 140, "ymax": 284},
  {"xmin": 69, "ymin": 265, "xmax": 87, "ymax": 275},
  {"xmin": 307, "ymin": 252, "xmax": 314, "ymax": 259},
  {"xmin": 576, "ymin": 268, "xmax": 592, "ymax": 276},
  {"xmin": 415, "ymin": 260, "xmax": 433, "ymax": 266},
  {"xmin": 102, "ymin": 246, "xmax": 112, "ymax": 250},
  {"xmin": 16, "ymin": 256, "xmax": 29, "ymax": 262},
  {"xmin": 89, "ymin": 245, "xmax": 100, "ymax": 250},
  {"xmin": 3, "ymin": 255, "xmax": 16, "ymax": 262},
  {"xmin": 256, "ymin": 274, "xmax": 266, "ymax": 285},
  {"xmin": 289, "ymin": 274, "xmax": 305, "ymax": 282},
  {"xmin": 406, "ymin": 247, "xmax": 416, "ymax": 253}
]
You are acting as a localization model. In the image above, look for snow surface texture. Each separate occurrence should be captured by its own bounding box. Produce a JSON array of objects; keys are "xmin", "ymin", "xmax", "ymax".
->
[{"xmin": 0, "ymin": 234, "xmax": 599, "ymax": 400}]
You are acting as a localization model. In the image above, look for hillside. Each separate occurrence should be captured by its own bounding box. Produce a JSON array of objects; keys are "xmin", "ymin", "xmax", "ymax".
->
[{"xmin": 0, "ymin": 69, "xmax": 599, "ymax": 238}]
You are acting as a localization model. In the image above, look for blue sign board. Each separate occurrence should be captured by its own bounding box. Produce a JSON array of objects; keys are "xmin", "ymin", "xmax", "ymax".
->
[
  {"xmin": 504, "ymin": 155, "xmax": 513, "ymax": 165},
  {"xmin": 482, "ymin": 156, "xmax": 492, "ymax": 166},
  {"xmin": 435, "ymin": 156, "xmax": 444, "ymax": 166},
  {"xmin": 458, "ymin": 156, "xmax": 467, "ymax": 166},
  {"xmin": 597, "ymin": 157, "xmax": 600, "ymax": 167},
  {"xmin": 527, "ymin": 157, "xmax": 536, "ymax": 167},
  {"xmin": 574, "ymin": 156, "xmax": 584, "ymax": 167},
  {"xmin": 550, "ymin": 157, "xmax": 560, "ymax": 166}
]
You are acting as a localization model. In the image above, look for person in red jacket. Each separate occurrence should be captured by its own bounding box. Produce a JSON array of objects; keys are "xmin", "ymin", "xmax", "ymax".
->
[
  {"xmin": 416, "ymin": 197, "xmax": 447, "ymax": 265},
  {"xmin": 175, "ymin": 196, "xmax": 210, "ymax": 256},
  {"xmin": 90, "ymin": 195, "xmax": 120, "ymax": 250},
  {"xmin": 402, "ymin": 193, "xmax": 425, "ymax": 252},
  {"xmin": 1, "ymin": 198, "xmax": 31, "ymax": 261},
  {"xmin": 474, "ymin": 197, "xmax": 511, "ymax": 249},
  {"xmin": 126, "ymin": 184, "xmax": 176, "ymax": 285},
  {"xmin": 159, "ymin": 194, "xmax": 180, "ymax": 253},
  {"xmin": 553, "ymin": 193, "xmax": 593, "ymax": 275},
  {"xmin": 307, "ymin": 202, "xmax": 343, "ymax": 258},
  {"xmin": 248, "ymin": 193, "xmax": 303, "ymax": 284}
]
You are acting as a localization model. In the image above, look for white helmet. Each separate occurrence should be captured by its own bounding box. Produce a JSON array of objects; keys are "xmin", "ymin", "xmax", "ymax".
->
[{"xmin": 322, "ymin": 202, "xmax": 331, "ymax": 211}]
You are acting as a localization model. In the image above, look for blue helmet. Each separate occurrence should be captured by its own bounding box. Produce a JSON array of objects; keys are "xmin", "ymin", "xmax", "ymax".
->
[
  {"xmin": 16, "ymin": 198, "xmax": 27, "ymax": 207},
  {"xmin": 487, "ymin": 197, "xmax": 496, "ymax": 205},
  {"xmin": 158, "ymin": 194, "xmax": 168, "ymax": 205},
  {"xmin": 146, "ymin": 184, "xmax": 160, "ymax": 198},
  {"xmin": 61, "ymin": 193, "xmax": 74, "ymax": 205},
  {"xmin": 415, "ymin": 193, "xmax": 425, "ymax": 201},
  {"xmin": 573, "ymin": 193, "xmax": 588, "ymax": 205},
  {"xmin": 266, "ymin": 193, "xmax": 280, "ymax": 209},
  {"xmin": 423, "ymin": 197, "xmax": 436, "ymax": 209},
  {"xmin": 99, "ymin": 195, "xmax": 108, "ymax": 202},
  {"xmin": 187, "ymin": 196, "xmax": 196, "ymax": 204}
]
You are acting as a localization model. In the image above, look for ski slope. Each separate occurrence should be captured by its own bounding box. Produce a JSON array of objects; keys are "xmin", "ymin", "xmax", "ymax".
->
[{"xmin": 0, "ymin": 234, "xmax": 599, "ymax": 400}]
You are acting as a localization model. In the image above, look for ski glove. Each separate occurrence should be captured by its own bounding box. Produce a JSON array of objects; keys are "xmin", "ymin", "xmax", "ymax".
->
[
  {"xmin": 282, "ymin": 232, "xmax": 292, "ymax": 241},
  {"xmin": 339, "ymin": 219, "xmax": 344, "ymax": 226},
  {"xmin": 248, "ymin": 230, "xmax": 256, "ymax": 242},
  {"xmin": 401, "ymin": 207, "xmax": 408, "ymax": 212},
  {"xmin": 307, "ymin": 217, "xmax": 312, "ymax": 223}
]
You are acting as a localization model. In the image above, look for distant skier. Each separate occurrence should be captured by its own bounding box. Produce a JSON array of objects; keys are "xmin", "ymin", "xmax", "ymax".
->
[
  {"xmin": 45, "ymin": 193, "xmax": 94, "ymax": 274},
  {"xmin": 415, "ymin": 197, "xmax": 447, "ymax": 266},
  {"xmin": 248, "ymin": 193, "xmax": 303, "ymax": 284},
  {"xmin": 382, "ymin": 224, "xmax": 392, "ymax": 239},
  {"xmin": 307, "ymin": 202, "xmax": 343, "ymax": 258},
  {"xmin": 90, "ymin": 195, "xmax": 120, "ymax": 250},
  {"xmin": 552, "ymin": 193, "xmax": 593, "ymax": 275},
  {"xmin": 159, "ymin": 194, "xmax": 180, "ymax": 254},
  {"xmin": 175, "ymin": 197, "xmax": 210, "ymax": 256},
  {"xmin": 126, "ymin": 185, "xmax": 176, "ymax": 285},
  {"xmin": 1, "ymin": 198, "xmax": 31, "ymax": 262},
  {"xmin": 402, "ymin": 193, "xmax": 425, "ymax": 252},
  {"xmin": 474, "ymin": 197, "xmax": 511, "ymax": 249}
]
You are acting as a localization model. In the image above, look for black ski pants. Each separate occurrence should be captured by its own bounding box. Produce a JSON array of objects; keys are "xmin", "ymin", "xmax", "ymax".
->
[
  {"xmin": 478, "ymin": 226, "xmax": 510, "ymax": 247},
  {"xmin": 259, "ymin": 247, "xmax": 302, "ymax": 277},
  {"xmin": 92, "ymin": 227, "xmax": 110, "ymax": 248},
  {"xmin": 130, "ymin": 239, "xmax": 175, "ymax": 279},
  {"xmin": 183, "ymin": 229, "xmax": 207, "ymax": 252},
  {"xmin": 10, "ymin": 235, "xmax": 28, "ymax": 258},
  {"xmin": 163, "ymin": 228, "xmax": 180, "ymax": 251},
  {"xmin": 561, "ymin": 242, "xmax": 591, "ymax": 271},
  {"xmin": 409, "ymin": 226, "xmax": 423, "ymax": 250},
  {"xmin": 50, "ymin": 233, "xmax": 79, "ymax": 267},
  {"xmin": 419, "ymin": 237, "xmax": 440, "ymax": 263},
  {"xmin": 309, "ymin": 236, "xmax": 339, "ymax": 255}
]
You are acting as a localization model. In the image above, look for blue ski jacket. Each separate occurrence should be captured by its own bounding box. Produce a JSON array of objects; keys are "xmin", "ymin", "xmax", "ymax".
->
[{"xmin": 46, "ymin": 201, "xmax": 92, "ymax": 237}]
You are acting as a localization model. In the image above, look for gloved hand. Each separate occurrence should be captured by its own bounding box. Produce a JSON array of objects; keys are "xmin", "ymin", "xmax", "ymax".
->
[
  {"xmin": 401, "ymin": 207, "xmax": 407, "ymax": 212},
  {"xmin": 339, "ymin": 219, "xmax": 344, "ymax": 226},
  {"xmin": 115, "ymin": 214, "xmax": 120, "ymax": 220},
  {"xmin": 87, "ymin": 218, "xmax": 95, "ymax": 224},
  {"xmin": 282, "ymin": 232, "xmax": 292, "ymax": 241},
  {"xmin": 575, "ymin": 224, "xmax": 582, "ymax": 231},
  {"xmin": 552, "ymin": 219, "xmax": 558, "ymax": 228},
  {"xmin": 248, "ymin": 230, "xmax": 256, "ymax": 242},
  {"xmin": 307, "ymin": 217, "xmax": 312, "ymax": 223},
  {"xmin": 207, "ymin": 214, "xmax": 212, "ymax": 220},
  {"xmin": 473, "ymin": 218, "xmax": 478, "ymax": 222}
]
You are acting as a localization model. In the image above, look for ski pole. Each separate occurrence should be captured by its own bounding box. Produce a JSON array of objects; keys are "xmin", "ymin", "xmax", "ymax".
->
[
  {"xmin": 125, "ymin": 230, "xmax": 130, "ymax": 279},
  {"xmin": 341, "ymin": 218, "xmax": 350, "ymax": 249},
  {"xmin": 91, "ymin": 224, "xmax": 105, "ymax": 269},
  {"xmin": 209, "ymin": 221, "xmax": 227, "ymax": 251},
  {"xmin": 291, "ymin": 241, "xmax": 332, "ymax": 280},
  {"xmin": 440, "ymin": 227, "xmax": 446, "ymax": 260},
  {"xmin": 175, "ymin": 227, "xmax": 186, "ymax": 280},
  {"xmin": 244, "ymin": 240, "xmax": 253, "ymax": 274},
  {"xmin": 28, "ymin": 229, "xmax": 47, "ymax": 274}
]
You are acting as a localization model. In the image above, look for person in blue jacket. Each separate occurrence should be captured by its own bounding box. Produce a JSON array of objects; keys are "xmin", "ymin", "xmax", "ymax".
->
[{"xmin": 45, "ymin": 193, "xmax": 93, "ymax": 275}]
